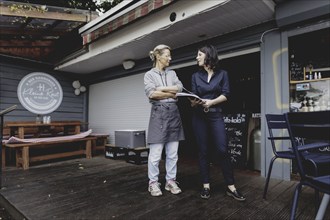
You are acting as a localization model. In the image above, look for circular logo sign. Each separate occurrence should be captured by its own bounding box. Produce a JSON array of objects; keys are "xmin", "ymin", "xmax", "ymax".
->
[{"xmin": 17, "ymin": 72, "xmax": 63, "ymax": 115}]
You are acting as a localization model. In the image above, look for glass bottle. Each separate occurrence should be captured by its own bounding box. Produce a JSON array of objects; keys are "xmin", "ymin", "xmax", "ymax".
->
[
  {"xmin": 301, "ymin": 97, "xmax": 308, "ymax": 112},
  {"xmin": 308, "ymin": 99, "xmax": 314, "ymax": 112},
  {"xmin": 36, "ymin": 115, "xmax": 41, "ymax": 124}
]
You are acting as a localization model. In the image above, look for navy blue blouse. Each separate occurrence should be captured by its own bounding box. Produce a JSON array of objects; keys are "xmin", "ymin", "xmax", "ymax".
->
[{"xmin": 191, "ymin": 69, "xmax": 230, "ymax": 106}]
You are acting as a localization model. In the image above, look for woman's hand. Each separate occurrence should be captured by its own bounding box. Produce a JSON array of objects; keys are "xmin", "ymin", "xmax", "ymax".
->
[
  {"xmin": 150, "ymin": 90, "xmax": 177, "ymax": 100},
  {"xmin": 189, "ymin": 98, "xmax": 205, "ymax": 107},
  {"xmin": 156, "ymin": 86, "xmax": 179, "ymax": 93},
  {"xmin": 202, "ymin": 99, "xmax": 214, "ymax": 109}
]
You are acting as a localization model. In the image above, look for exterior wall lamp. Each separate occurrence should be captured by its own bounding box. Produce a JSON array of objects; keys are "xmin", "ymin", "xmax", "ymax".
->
[{"xmin": 122, "ymin": 60, "xmax": 135, "ymax": 70}]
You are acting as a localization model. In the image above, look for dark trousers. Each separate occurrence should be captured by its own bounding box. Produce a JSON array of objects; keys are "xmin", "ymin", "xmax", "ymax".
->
[{"xmin": 192, "ymin": 110, "xmax": 234, "ymax": 186}]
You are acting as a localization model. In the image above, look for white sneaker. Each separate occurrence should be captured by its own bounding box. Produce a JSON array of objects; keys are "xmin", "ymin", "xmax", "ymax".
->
[
  {"xmin": 148, "ymin": 182, "xmax": 162, "ymax": 197},
  {"xmin": 165, "ymin": 180, "xmax": 182, "ymax": 195}
]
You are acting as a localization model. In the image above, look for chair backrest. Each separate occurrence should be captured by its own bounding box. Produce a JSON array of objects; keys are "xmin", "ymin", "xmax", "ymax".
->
[
  {"xmin": 265, "ymin": 114, "xmax": 291, "ymax": 155},
  {"xmin": 285, "ymin": 111, "xmax": 330, "ymax": 178},
  {"xmin": 285, "ymin": 111, "xmax": 330, "ymax": 141}
]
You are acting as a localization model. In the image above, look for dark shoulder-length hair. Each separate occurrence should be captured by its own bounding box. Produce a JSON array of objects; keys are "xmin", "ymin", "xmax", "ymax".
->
[{"xmin": 199, "ymin": 45, "xmax": 219, "ymax": 70}]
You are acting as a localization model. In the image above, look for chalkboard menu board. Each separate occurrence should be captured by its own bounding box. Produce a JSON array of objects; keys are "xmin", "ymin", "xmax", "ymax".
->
[
  {"xmin": 223, "ymin": 113, "xmax": 250, "ymax": 168},
  {"xmin": 289, "ymin": 61, "xmax": 304, "ymax": 81}
]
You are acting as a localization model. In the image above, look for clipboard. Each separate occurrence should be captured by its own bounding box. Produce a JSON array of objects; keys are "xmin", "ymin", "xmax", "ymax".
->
[{"xmin": 176, "ymin": 92, "xmax": 203, "ymax": 102}]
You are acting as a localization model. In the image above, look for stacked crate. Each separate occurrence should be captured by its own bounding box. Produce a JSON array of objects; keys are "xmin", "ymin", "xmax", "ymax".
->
[{"xmin": 105, "ymin": 130, "xmax": 149, "ymax": 164}]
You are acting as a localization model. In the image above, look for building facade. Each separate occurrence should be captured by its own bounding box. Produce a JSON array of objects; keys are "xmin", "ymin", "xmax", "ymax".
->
[{"xmin": 1, "ymin": 0, "xmax": 329, "ymax": 180}]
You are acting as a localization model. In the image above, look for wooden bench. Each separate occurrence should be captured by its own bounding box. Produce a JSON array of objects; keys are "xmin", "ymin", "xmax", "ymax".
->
[
  {"xmin": 89, "ymin": 134, "xmax": 108, "ymax": 155},
  {"xmin": 3, "ymin": 136, "xmax": 96, "ymax": 170},
  {"xmin": 2, "ymin": 126, "xmax": 67, "ymax": 166}
]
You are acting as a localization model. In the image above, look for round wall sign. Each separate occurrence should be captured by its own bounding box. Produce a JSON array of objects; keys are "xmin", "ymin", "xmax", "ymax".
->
[{"xmin": 17, "ymin": 72, "xmax": 63, "ymax": 115}]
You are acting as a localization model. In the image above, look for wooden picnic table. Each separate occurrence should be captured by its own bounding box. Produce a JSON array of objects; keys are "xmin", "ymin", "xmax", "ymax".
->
[
  {"xmin": 2, "ymin": 121, "xmax": 109, "ymax": 170},
  {"xmin": 5, "ymin": 121, "xmax": 83, "ymax": 138}
]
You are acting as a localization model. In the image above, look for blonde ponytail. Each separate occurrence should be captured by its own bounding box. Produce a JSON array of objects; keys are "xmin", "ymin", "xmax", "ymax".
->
[{"xmin": 149, "ymin": 44, "xmax": 171, "ymax": 67}]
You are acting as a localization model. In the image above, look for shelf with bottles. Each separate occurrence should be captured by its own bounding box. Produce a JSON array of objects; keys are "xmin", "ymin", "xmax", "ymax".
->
[
  {"xmin": 289, "ymin": 79, "xmax": 330, "ymax": 112},
  {"xmin": 290, "ymin": 67, "xmax": 330, "ymax": 84},
  {"xmin": 290, "ymin": 96, "xmax": 329, "ymax": 112}
]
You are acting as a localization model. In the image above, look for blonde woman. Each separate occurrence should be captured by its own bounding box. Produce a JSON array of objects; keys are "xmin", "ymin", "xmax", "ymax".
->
[{"xmin": 144, "ymin": 44, "xmax": 185, "ymax": 196}]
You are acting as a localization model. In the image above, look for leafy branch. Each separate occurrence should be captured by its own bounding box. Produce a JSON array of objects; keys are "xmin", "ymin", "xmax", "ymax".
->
[{"xmin": 9, "ymin": 3, "xmax": 48, "ymax": 14}]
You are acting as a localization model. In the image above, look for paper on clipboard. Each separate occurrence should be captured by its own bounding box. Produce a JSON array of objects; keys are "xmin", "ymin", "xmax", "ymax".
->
[{"xmin": 176, "ymin": 92, "xmax": 203, "ymax": 101}]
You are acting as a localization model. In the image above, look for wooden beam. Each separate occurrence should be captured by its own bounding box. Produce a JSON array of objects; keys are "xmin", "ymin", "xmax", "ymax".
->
[
  {"xmin": 0, "ymin": 5, "xmax": 90, "ymax": 22},
  {"xmin": 0, "ymin": 40, "xmax": 55, "ymax": 47},
  {"xmin": 0, "ymin": 28, "xmax": 69, "ymax": 37},
  {"xmin": 0, "ymin": 49, "xmax": 53, "ymax": 54}
]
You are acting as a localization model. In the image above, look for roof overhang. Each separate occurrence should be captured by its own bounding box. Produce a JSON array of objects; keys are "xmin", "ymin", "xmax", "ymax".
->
[
  {"xmin": 0, "ymin": 0, "xmax": 97, "ymax": 63},
  {"xmin": 55, "ymin": 0, "xmax": 276, "ymax": 74}
]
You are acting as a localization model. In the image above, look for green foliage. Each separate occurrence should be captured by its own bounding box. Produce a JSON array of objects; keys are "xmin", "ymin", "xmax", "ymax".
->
[
  {"xmin": 5, "ymin": 0, "xmax": 124, "ymax": 12},
  {"xmin": 97, "ymin": 0, "xmax": 124, "ymax": 13},
  {"xmin": 9, "ymin": 3, "xmax": 48, "ymax": 13}
]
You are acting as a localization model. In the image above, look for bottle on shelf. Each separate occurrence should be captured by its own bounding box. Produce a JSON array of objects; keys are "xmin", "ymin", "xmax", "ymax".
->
[
  {"xmin": 305, "ymin": 73, "xmax": 309, "ymax": 80},
  {"xmin": 314, "ymin": 101, "xmax": 320, "ymax": 111},
  {"xmin": 308, "ymin": 99, "xmax": 314, "ymax": 112},
  {"xmin": 36, "ymin": 115, "xmax": 41, "ymax": 124},
  {"xmin": 309, "ymin": 71, "xmax": 313, "ymax": 80},
  {"xmin": 305, "ymin": 63, "xmax": 313, "ymax": 80},
  {"xmin": 301, "ymin": 97, "xmax": 308, "ymax": 112}
]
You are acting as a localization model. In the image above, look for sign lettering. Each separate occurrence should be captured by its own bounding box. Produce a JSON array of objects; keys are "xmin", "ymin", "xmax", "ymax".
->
[{"xmin": 17, "ymin": 72, "xmax": 63, "ymax": 115}]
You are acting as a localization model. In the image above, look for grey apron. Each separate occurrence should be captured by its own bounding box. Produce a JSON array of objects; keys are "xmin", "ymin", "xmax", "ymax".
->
[{"xmin": 147, "ymin": 102, "xmax": 185, "ymax": 144}]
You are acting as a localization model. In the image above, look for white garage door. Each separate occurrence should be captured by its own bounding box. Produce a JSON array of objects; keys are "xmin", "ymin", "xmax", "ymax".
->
[{"xmin": 88, "ymin": 73, "xmax": 150, "ymax": 145}]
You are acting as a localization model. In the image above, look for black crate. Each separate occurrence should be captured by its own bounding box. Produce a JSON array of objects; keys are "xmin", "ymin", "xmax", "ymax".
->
[
  {"xmin": 125, "ymin": 147, "xmax": 149, "ymax": 165},
  {"xmin": 105, "ymin": 145, "xmax": 126, "ymax": 160}
]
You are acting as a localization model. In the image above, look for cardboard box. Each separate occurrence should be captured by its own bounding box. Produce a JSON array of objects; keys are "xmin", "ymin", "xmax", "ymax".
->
[
  {"xmin": 105, "ymin": 145, "xmax": 126, "ymax": 160},
  {"xmin": 115, "ymin": 130, "xmax": 146, "ymax": 148}
]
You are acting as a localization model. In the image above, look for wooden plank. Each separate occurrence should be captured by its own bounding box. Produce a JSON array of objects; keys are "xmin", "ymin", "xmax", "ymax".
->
[
  {"xmin": 0, "ymin": 6, "xmax": 89, "ymax": 22},
  {"xmin": 22, "ymin": 146, "xmax": 29, "ymax": 170},
  {"xmin": 4, "ymin": 137, "xmax": 95, "ymax": 169},
  {"xmin": 85, "ymin": 139, "xmax": 92, "ymax": 159},
  {"xmin": 91, "ymin": 134, "xmax": 108, "ymax": 154},
  {"xmin": 0, "ymin": 39, "xmax": 55, "ymax": 47},
  {"xmin": 29, "ymin": 150, "xmax": 85, "ymax": 162},
  {"xmin": 0, "ymin": 156, "xmax": 329, "ymax": 219},
  {"xmin": 4, "ymin": 137, "xmax": 96, "ymax": 148}
]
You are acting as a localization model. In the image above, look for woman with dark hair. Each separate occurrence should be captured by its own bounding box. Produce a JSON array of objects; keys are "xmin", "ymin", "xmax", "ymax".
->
[{"xmin": 189, "ymin": 45, "xmax": 246, "ymax": 201}]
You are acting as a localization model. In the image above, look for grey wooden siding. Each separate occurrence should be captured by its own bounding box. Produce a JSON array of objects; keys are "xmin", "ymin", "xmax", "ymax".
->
[{"xmin": 0, "ymin": 57, "xmax": 86, "ymax": 123}]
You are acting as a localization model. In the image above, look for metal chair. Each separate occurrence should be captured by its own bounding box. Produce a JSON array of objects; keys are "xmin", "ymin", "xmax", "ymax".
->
[
  {"xmin": 263, "ymin": 114, "xmax": 330, "ymax": 199},
  {"xmin": 263, "ymin": 114, "xmax": 295, "ymax": 199},
  {"xmin": 285, "ymin": 111, "xmax": 330, "ymax": 220}
]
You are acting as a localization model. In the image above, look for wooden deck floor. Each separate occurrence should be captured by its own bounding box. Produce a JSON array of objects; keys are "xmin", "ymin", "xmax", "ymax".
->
[{"xmin": 0, "ymin": 155, "xmax": 329, "ymax": 220}]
